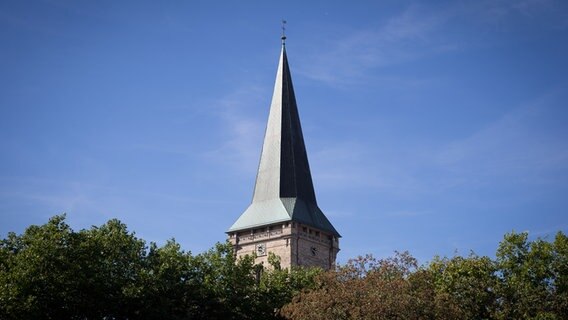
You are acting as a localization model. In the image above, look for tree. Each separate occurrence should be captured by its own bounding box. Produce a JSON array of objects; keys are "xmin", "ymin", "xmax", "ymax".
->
[
  {"xmin": 280, "ymin": 251, "xmax": 461, "ymax": 320},
  {"xmin": 135, "ymin": 239, "xmax": 195, "ymax": 319},
  {"xmin": 76, "ymin": 218, "xmax": 148, "ymax": 319},
  {"xmin": 186, "ymin": 242, "xmax": 258, "ymax": 319},
  {"xmin": 0, "ymin": 215, "xmax": 156, "ymax": 319},
  {"xmin": 186, "ymin": 243, "xmax": 321, "ymax": 319},
  {"xmin": 0, "ymin": 215, "xmax": 83, "ymax": 319},
  {"xmin": 259, "ymin": 253, "xmax": 321, "ymax": 319},
  {"xmin": 426, "ymin": 253, "xmax": 498, "ymax": 319},
  {"xmin": 0, "ymin": 215, "xmax": 317, "ymax": 319},
  {"xmin": 552, "ymin": 232, "xmax": 568, "ymax": 318},
  {"xmin": 2, "ymin": 215, "xmax": 566, "ymax": 319},
  {"xmin": 495, "ymin": 231, "xmax": 556, "ymax": 319}
]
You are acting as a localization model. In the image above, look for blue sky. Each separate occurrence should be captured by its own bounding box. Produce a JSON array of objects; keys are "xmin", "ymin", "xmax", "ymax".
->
[{"xmin": 1, "ymin": 0, "xmax": 567, "ymax": 263}]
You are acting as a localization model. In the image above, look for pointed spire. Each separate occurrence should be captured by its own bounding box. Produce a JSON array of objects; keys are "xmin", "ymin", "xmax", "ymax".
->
[
  {"xmin": 228, "ymin": 37, "xmax": 340, "ymax": 237},
  {"xmin": 252, "ymin": 43, "xmax": 317, "ymax": 204}
]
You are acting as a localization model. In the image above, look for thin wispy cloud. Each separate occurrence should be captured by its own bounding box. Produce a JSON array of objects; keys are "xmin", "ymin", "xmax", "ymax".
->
[
  {"xmin": 297, "ymin": 5, "xmax": 458, "ymax": 86},
  {"xmin": 310, "ymin": 88, "xmax": 568, "ymax": 197},
  {"xmin": 385, "ymin": 210, "xmax": 428, "ymax": 218},
  {"xmin": 204, "ymin": 85, "xmax": 268, "ymax": 174},
  {"xmin": 435, "ymin": 88, "xmax": 568, "ymax": 186},
  {"xmin": 296, "ymin": 0, "xmax": 566, "ymax": 87},
  {"xmin": 310, "ymin": 141, "xmax": 425, "ymax": 195},
  {"xmin": 479, "ymin": 0, "xmax": 561, "ymax": 20}
]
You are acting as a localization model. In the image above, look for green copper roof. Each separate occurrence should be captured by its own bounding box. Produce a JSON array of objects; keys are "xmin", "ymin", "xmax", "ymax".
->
[{"xmin": 228, "ymin": 44, "xmax": 340, "ymax": 237}]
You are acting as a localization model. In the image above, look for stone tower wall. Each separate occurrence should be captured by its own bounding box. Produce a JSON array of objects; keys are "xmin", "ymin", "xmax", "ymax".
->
[{"xmin": 228, "ymin": 222, "xmax": 339, "ymax": 270}]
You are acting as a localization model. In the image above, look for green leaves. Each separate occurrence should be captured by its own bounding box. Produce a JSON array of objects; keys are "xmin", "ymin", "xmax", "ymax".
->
[
  {"xmin": 495, "ymin": 231, "xmax": 566, "ymax": 319},
  {"xmin": 427, "ymin": 253, "xmax": 498, "ymax": 319},
  {"xmin": 0, "ymin": 215, "xmax": 82, "ymax": 319},
  {"xmin": 0, "ymin": 216, "xmax": 319, "ymax": 319},
  {"xmin": 1, "ymin": 216, "xmax": 566, "ymax": 320}
]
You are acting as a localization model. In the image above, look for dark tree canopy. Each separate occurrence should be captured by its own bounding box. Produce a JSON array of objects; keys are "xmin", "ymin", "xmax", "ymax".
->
[
  {"xmin": 0, "ymin": 215, "xmax": 320, "ymax": 320},
  {"xmin": 0, "ymin": 215, "xmax": 566, "ymax": 320}
]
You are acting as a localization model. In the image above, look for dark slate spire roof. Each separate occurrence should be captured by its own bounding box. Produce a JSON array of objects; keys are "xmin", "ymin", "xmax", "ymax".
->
[{"xmin": 228, "ymin": 43, "xmax": 340, "ymax": 237}]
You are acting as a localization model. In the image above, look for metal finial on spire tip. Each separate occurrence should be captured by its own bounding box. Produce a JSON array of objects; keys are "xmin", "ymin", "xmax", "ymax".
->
[{"xmin": 281, "ymin": 19, "xmax": 287, "ymax": 45}]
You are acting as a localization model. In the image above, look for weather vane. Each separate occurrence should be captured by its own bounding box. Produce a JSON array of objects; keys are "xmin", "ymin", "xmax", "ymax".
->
[{"xmin": 281, "ymin": 19, "xmax": 287, "ymax": 44}]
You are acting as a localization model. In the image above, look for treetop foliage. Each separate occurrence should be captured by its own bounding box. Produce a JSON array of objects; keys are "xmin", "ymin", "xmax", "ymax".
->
[{"xmin": 0, "ymin": 215, "xmax": 566, "ymax": 320}]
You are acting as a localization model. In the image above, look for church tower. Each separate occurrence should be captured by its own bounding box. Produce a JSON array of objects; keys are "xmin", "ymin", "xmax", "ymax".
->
[{"xmin": 227, "ymin": 36, "xmax": 340, "ymax": 270}]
